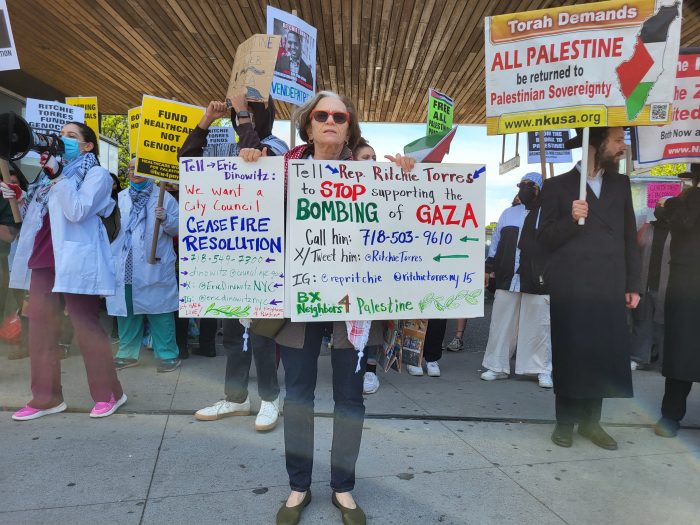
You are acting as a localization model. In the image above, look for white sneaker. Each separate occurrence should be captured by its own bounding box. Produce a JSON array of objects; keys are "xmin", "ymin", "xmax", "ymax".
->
[
  {"xmin": 538, "ymin": 373, "xmax": 553, "ymax": 388},
  {"xmin": 630, "ymin": 360, "xmax": 638, "ymax": 371},
  {"xmin": 480, "ymin": 369, "xmax": 508, "ymax": 381},
  {"xmin": 426, "ymin": 361, "xmax": 441, "ymax": 377},
  {"xmin": 406, "ymin": 364, "xmax": 424, "ymax": 376},
  {"xmin": 445, "ymin": 337, "xmax": 463, "ymax": 352},
  {"xmin": 363, "ymin": 372, "xmax": 380, "ymax": 394},
  {"xmin": 195, "ymin": 397, "xmax": 251, "ymax": 421},
  {"xmin": 255, "ymin": 397, "xmax": 280, "ymax": 432}
]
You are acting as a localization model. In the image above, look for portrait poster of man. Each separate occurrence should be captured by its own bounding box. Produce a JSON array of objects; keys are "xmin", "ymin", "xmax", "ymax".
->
[{"xmin": 267, "ymin": 5, "xmax": 317, "ymax": 106}]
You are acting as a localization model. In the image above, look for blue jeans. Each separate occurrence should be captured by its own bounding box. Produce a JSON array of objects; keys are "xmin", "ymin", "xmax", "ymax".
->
[{"xmin": 281, "ymin": 323, "xmax": 365, "ymax": 493}]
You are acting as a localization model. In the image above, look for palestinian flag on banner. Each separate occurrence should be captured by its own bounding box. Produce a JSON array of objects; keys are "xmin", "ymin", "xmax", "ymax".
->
[
  {"xmin": 615, "ymin": 2, "xmax": 680, "ymax": 121},
  {"xmin": 403, "ymin": 126, "xmax": 457, "ymax": 162}
]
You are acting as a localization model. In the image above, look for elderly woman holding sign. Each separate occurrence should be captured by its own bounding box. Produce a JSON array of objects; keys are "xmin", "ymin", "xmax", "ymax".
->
[
  {"xmin": 242, "ymin": 91, "xmax": 413, "ymax": 525},
  {"xmin": 4, "ymin": 122, "xmax": 125, "ymax": 420}
]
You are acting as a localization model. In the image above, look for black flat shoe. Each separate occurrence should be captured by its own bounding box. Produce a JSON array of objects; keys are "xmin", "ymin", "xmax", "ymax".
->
[
  {"xmin": 578, "ymin": 423, "xmax": 618, "ymax": 450},
  {"xmin": 332, "ymin": 492, "xmax": 366, "ymax": 525},
  {"xmin": 276, "ymin": 490, "xmax": 311, "ymax": 525},
  {"xmin": 654, "ymin": 417, "xmax": 680, "ymax": 438},
  {"xmin": 551, "ymin": 424, "xmax": 573, "ymax": 448}
]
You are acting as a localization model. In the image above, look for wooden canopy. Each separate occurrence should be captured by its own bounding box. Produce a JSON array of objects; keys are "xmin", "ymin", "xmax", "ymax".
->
[{"xmin": 4, "ymin": 0, "xmax": 700, "ymax": 122}]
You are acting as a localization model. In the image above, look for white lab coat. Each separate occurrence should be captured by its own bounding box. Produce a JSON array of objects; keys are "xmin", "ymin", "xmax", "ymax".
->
[
  {"xmin": 10, "ymin": 165, "xmax": 116, "ymax": 296},
  {"xmin": 106, "ymin": 187, "xmax": 179, "ymax": 316}
]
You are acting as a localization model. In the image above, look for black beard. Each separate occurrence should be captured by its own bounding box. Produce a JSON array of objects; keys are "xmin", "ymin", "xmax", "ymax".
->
[{"xmin": 594, "ymin": 149, "xmax": 620, "ymax": 173}]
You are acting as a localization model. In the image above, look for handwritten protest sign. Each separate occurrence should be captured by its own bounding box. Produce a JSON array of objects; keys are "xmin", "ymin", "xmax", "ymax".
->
[
  {"xmin": 128, "ymin": 106, "xmax": 140, "ymax": 157},
  {"xmin": 485, "ymin": 0, "xmax": 682, "ymax": 135},
  {"xmin": 286, "ymin": 160, "xmax": 486, "ymax": 321},
  {"xmin": 646, "ymin": 181, "xmax": 683, "ymax": 208},
  {"xmin": 527, "ymin": 130, "xmax": 572, "ymax": 163},
  {"xmin": 635, "ymin": 51, "xmax": 700, "ymax": 168},
  {"xmin": 25, "ymin": 98, "xmax": 84, "ymax": 135},
  {"xmin": 206, "ymin": 126, "xmax": 235, "ymax": 147},
  {"xmin": 135, "ymin": 96, "xmax": 204, "ymax": 182},
  {"xmin": 268, "ymin": 6, "xmax": 317, "ymax": 105},
  {"xmin": 227, "ymin": 34, "xmax": 281, "ymax": 103},
  {"xmin": 0, "ymin": 1, "xmax": 19, "ymax": 71},
  {"xmin": 178, "ymin": 156, "xmax": 285, "ymax": 318},
  {"xmin": 65, "ymin": 96, "xmax": 99, "ymax": 138},
  {"xmin": 427, "ymin": 88, "xmax": 454, "ymax": 136}
]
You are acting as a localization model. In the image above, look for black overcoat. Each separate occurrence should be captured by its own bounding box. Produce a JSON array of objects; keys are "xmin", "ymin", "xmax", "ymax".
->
[
  {"xmin": 662, "ymin": 187, "xmax": 700, "ymax": 383},
  {"xmin": 538, "ymin": 168, "xmax": 641, "ymax": 399}
]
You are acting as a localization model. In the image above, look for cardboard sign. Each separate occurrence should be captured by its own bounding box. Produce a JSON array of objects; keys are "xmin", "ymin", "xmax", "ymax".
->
[
  {"xmin": 646, "ymin": 181, "xmax": 683, "ymax": 208},
  {"xmin": 135, "ymin": 95, "xmax": 204, "ymax": 182},
  {"xmin": 268, "ymin": 6, "xmax": 317, "ymax": 105},
  {"xmin": 227, "ymin": 34, "xmax": 281, "ymax": 103},
  {"xmin": 485, "ymin": 0, "xmax": 683, "ymax": 135},
  {"xmin": 65, "ymin": 96, "xmax": 99, "ymax": 138},
  {"xmin": 527, "ymin": 130, "xmax": 572, "ymax": 164},
  {"xmin": 128, "ymin": 106, "xmax": 140, "ymax": 157},
  {"xmin": 206, "ymin": 126, "xmax": 236, "ymax": 147},
  {"xmin": 0, "ymin": 1, "xmax": 19, "ymax": 71},
  {"xmin": 24, "ymin": 98, "xmax": 85, "ymax": 135},
  {"xmin": 427, "ymin": 88, "xmax": 454, "ymax": 136},
  {"xmin": 286, "ymin": 160, "xmax": 486, "ymax": 321},
  {"xmin": 178, "ymin": 156, "xmax": 285, "ymax": 318},
  {"xmin": 635, "ymin": 51, "xmax": 700, "ymax": 168}
]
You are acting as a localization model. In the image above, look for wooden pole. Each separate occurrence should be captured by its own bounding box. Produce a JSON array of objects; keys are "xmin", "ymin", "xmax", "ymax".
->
[
  {"xmin": 501, "ymin": 134, "xmax": 506, "ymax": 164},
  {"xmin": 289, "ymin": 9, "xmax": 298, "ymax": 149},
  {"xmin": 0, "ymin": 159, "xmax": 22, "ymax": 223},
  {"xmin": 548, "ymin": 162, "xmax": 554, "ymax": 179},
  {"xmin": 538, "ymin": 130, "xmax": 547, "ymax": 180},
  {"xmin": 578, "ymin": 128, "xmax": 590, "ymax": 226},
  {"xmin": 148, "ymin": 184, "xmax": 166, "ymax": 263}
]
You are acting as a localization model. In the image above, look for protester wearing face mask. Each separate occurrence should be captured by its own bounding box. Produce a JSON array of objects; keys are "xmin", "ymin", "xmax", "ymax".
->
[
  {"xmin": 480, "ymin": 172, "xmax": 553, "ymax": 389},
  {"xmin": 106, "ymin": 158, "xmax": 180, "ymax": 373},
  {"xmin": 3, "ymin": 122, "xmax": 125, "ymax": 420}
]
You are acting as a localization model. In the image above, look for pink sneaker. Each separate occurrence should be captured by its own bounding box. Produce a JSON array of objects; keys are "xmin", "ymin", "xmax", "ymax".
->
[
  {"xmin": 89, "ymin": 393, "xmax": 127, "ymax": 418},
  {"xmin": 12, "ymin": 402, "xmax": 67, "ymax": 421}
]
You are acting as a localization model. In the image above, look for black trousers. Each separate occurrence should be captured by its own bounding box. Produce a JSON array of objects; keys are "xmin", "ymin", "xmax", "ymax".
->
[
  {"xmin": 555, "ymin": 396, "xmax": 603, "ymax": 425},
  {"xmin": 661, "ymin": 378, "xmax": 693, "ymax": 422},
  {"xmin": 175, "ymin": 317, "xmax": 217, "ymax": 353},
  {"xmin": 281, "ymin": 323, "xmax": 365, "ymax": 493},
  {"xmin": 223, "ymin": 320, "xmax": 279, "ymax": 403},
  {"xmin": 423, "ymin": 319, "xmax": 447, "ymax": 362}
]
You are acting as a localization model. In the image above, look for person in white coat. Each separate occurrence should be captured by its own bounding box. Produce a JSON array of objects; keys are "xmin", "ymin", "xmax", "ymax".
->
[
  {"xmin": 4, "ymin": 122, "xmax": 126, "ymax": 420},
  {"xmin": 108, "ymin": 158, "xmax": 180, "ymax": 373}
]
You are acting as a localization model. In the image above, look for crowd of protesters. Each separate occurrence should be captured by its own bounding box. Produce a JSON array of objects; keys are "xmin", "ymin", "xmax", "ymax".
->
[{"xmin": 1, "ymin": 89, "xmax": 699, "ymax": 524}]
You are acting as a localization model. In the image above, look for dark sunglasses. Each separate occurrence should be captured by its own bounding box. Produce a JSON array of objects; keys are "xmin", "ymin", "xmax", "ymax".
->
[{"xmin": 310, "ymin": 110, "xmax": 350, "ymax": 125}]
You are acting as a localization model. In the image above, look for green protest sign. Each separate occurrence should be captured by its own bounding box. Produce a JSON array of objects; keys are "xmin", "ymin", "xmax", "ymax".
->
[{"xmin": 427, "ymin": 88, "xmax": 454, "ymax": 136}]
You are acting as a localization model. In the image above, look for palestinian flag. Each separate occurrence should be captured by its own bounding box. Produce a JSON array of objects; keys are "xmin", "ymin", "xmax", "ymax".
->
[
  {"xmin": 403, "ymin": 126, "xmax": 457, "ymax": 162},
  {"xmin": 615, "ymin": 2, "xmax": 680, "ymax": 120}
]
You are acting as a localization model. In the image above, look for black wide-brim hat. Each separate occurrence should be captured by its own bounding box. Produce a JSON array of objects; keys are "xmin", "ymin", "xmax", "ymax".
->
[
  {"xmin": 679, "ymin": 162, "xmax": 700, "ymax": 179},
  {"xmin": 563, "ymin": 127, "xmax": 628, "ymax": 150}
]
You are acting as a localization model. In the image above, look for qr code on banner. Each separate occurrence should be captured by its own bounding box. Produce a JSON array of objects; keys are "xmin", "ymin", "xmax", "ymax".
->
[{"xmin": 650, "ymin": 103, "xmax": 669, "ymax": 122}]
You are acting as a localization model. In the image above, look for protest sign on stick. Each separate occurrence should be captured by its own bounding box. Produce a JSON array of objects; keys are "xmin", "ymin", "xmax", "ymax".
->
[
  {"xmin": 65, "ymin": 96, "xmax": 99, "ymax": 138},
  {"xmin": 25, "ymin": 98, "xmax": 84, "ymax": 135},
  {"xmin": 227, "ymin": 34, "xmax": 281, "ymax": 103},
  {"xmin": 634, "ymin": 49, "xmax": 700, "ymax": 168},
  {"xmin": 128, "ymin": 106, "xmax": 140, "ymax": 157},
  {"xmin": 178, "ymin": 157, "xmax": 285, "ymax": 318},
  {"xmin": 286, "ymin": 160, "xmax": 486, "ymax": 321},
  {"xmin": 0, "ymin": 1, "xmax": 19, "ymax": 71},
  {"xmin": 206, "ymin": 126, "xmax": 236, "ymax": 147},
  {"xmin": 527, "ymin": 130, "xmax": 572, "ymax": 164},
  {"xmin": 427, "ymin": 88, "xmax": 454, "ymax": 136}
]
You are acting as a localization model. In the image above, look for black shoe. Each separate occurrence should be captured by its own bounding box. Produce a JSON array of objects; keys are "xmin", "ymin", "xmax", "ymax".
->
[
  {"xmin": 578, "ymin": 423, "xmax": 618, "ymax": 450},
  {"xmin": 332, "ymin": 492, "xmax": 366, "ymax": 525},
  {"xmin": 276, "ymin": 490, "xmax": 311, "ymax": 525},
  {"xmin": 178, "ymin": 347, "xmax": 190, "ymax": 360},
  {"xmin": 157, "ymin": 359, "xmax": 182, "ymax": 373},
  {"xmin": 551, "ymin": 424, "xmax": 574, "ymax": 448},
  {"xmin": 192, "ymin": 346, "xmax": 216, "ymax": 357},
  {"xmin": 654, "ymin": 417, "xmax": 680, "ymax": 438}
]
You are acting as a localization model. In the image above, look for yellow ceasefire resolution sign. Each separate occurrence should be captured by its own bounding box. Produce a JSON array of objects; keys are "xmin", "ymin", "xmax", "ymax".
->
[
  {"xmin": 65, "ymin": 96, "xmax": 99, "ymax": 137},
  {"xmin": 135, "ymin": 95, "xmax": 204, "ymax": 182}
]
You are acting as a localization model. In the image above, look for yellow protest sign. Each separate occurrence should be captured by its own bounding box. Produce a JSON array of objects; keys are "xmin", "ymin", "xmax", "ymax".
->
[
  {"xmin": 65, "ymin": 96, "xmax": 99, "ymax": 137},
  {"xmin": 128, "ymin": 106, "xmax": 141, "ymax": 157},
  {"xmin": 135, "ymin": 95, "xmax": 205, "ymax": 182}
]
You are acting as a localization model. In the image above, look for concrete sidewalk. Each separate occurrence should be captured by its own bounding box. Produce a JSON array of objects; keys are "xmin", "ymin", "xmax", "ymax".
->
[{"xmin": 1, "ymin": 310, "xmax": 699, "ymax": 524}]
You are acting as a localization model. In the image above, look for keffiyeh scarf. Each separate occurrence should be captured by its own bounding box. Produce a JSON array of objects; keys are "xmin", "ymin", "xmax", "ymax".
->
[{"xmin": 122, "ymin": 180, "xmax": 154, "ymax": 283}]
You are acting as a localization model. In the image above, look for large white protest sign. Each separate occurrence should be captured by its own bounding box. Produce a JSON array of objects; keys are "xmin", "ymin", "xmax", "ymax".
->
[
  {"xmin": 178, "ymin": 157, "xmax": 285, "ymax": 319},
  {"xmin": 0, "ymin": 0, "xmax": 19, "ymax": 71},
  {"xmin": 635, "ymin": 51, "xmax": 700, "ymax": 168},
  {"xmin": 286, "ymin": 160, "xmax": 486, "ymax": 321},
  {"xmin": 485, "ymin": 0, "xmax": 682, "ymax": 135},
  {"xmin": 25, "ymin": 98, "xmax": 85, "ymax": 135},
  {"xmin": 267, "ymin": 6, "xmax": 317, "ymax": 106}
]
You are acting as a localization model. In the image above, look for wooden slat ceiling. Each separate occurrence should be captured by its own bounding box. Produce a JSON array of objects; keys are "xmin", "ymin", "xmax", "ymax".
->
[{"xmin": 5, "ymin": 0, "xmax": 700, "ymax": 123}]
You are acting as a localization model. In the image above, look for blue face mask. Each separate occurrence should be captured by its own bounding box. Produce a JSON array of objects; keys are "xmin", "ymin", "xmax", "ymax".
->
[
  {"xmin": 130, "ymin": 180, "xmax": 150, "ymax": 191},
  {"xmin": 61, "ymin": 137, "xmax": 81, "ymax": 162}
]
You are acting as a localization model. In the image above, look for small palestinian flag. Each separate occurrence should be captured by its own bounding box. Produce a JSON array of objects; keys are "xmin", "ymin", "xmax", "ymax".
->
[
  {"xmin": 403, "ymin": 126, "xmax": 457, "ymax": 162},
  {"xmin": 615, "ymin": 2, "xmax": 680, "ymax": 121}
]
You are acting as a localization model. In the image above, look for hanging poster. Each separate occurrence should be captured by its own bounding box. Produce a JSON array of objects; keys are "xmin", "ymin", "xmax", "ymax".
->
[
  {"xmin": 65, "ymin": 96, "xmax": 99, "ymax": 138},
  {"xmin": 286, "ymin": 160, "xmax": 486, "ymax": 321},
  {"xmin": 0, "ymin": 0, "xmax": 19, "ymax": 71}
]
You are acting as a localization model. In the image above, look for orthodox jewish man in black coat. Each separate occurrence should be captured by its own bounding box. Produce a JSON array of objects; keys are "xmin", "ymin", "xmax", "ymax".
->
[{"xmin": 538, "ymin": 127, "xmax": 641, "ymax": 450}]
